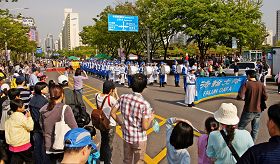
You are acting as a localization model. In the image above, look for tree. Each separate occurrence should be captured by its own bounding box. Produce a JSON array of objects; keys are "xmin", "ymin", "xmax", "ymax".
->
[{"xmin": 0, "ymin": 9, "xmax": 36, "ymax": 62}]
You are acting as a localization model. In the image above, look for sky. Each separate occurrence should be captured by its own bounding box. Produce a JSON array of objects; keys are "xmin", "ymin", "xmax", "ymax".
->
[{"xmin": 0, "ymin": 0, "xmax": 279, "ymax": 46}]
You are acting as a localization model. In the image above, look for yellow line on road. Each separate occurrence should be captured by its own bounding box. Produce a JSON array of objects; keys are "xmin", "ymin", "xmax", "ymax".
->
[{"xmin": 84, "ymin": 93, "xmax": 97, "ymax": 97}]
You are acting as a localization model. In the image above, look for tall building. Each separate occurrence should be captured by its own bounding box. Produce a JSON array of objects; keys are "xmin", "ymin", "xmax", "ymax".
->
[
  {"xmin": 263, "ymin": 29, "xmax": 273, "ymax": 46},
  {"xmin": 276, "ymin": 10, "xmax": 280, "ymax": 43},
  {"xmin": 45, "ymin": 34, "xmax": 55, "ymax": 52},
  {"xmin": 14, "ymin": 17, "xmax": 39, "ymax": 44},
  {"xmin": 61, "ymin": 8, "xmax": 80, "ymax": 50}
]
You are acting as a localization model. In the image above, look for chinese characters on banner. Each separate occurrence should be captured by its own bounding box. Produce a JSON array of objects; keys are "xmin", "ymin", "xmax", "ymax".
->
[{"xmin": 195, "ymin": 76, "xmax": 247, "ymax": 104}]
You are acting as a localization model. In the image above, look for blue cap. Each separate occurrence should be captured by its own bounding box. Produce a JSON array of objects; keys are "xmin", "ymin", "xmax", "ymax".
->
[
  {"xmin": 64, "ymin": 128, "xmax": 96, "ymax": 149},
  {"xmin": 160, "ymin": 61, "xmax": 164, "ymax": 65},
  {"xmin": 16, "ymin": 76, "xmax": 25, "ymax": 84},
  {"xmin": 141, "ymin": 62, "xmax": 145, "ymax": 66},
  {"xmin": 126, "ymin": 61, "xmax": 130, "ymax": 65}
]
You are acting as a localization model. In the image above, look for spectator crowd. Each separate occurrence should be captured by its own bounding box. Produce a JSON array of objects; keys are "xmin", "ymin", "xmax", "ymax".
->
[{"xmin": 0, "ymin": 61, "xmax": 279, "ymax": 164}]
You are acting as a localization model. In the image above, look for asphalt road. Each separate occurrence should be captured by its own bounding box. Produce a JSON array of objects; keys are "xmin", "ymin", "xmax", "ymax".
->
[{"xmin": 47, "ymin": 70, "xmax": 280, "ymax": 164}]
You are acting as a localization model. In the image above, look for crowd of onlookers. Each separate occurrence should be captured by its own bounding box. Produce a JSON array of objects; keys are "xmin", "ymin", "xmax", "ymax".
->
[{"xmin": 0, "ymin": 60, "xmax": 279, "ymax": 164}]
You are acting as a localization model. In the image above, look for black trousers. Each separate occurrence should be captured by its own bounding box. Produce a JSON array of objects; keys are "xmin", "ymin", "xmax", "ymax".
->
[{"xmin": 10, "ymin": 148, "xmax": 33, "ymax": 164}]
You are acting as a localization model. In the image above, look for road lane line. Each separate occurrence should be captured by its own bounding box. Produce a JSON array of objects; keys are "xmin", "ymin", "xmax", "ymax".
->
[{"xmin": 176, "ymin": 102, "xmax": 214, "ymax": 115}]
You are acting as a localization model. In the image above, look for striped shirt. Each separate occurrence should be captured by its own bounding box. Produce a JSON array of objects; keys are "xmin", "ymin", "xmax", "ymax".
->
[
  {"xmin": 119, "ymin": 92, "xmax": 153, "ymax": 144},
  {"xmin": 17, "ymin": 87, "xmax": 32, "ymax": 108}
]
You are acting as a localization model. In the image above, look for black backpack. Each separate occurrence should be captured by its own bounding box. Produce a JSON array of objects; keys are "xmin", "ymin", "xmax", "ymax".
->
[{"xmin": 72, "ymin": 91, "xmax": 91, "ymax": 127}]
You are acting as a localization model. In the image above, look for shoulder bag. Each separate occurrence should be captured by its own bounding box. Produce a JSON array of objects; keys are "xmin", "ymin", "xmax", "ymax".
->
[{"xmin": 52, "ymin": 105, "xmax": 71, "ymax": 150}]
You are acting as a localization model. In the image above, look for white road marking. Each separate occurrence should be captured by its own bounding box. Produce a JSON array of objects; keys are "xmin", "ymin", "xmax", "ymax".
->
[{"xmin": 176, "ymin": 102, "xmax": 214, "ymax": 115}]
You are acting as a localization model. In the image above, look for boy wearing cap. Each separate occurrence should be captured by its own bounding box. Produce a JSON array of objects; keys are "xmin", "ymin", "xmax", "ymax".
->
[{"xmin": 61, "ymin": 128, "xmax": 99, "ymax": 164}]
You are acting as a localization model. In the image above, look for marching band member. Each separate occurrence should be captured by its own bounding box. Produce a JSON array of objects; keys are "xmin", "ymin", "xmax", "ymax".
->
[
  {"xmin": 182, "ymin": 61, "xmax": 189, "ymax": 92},
  {"xmin": 109, "ymin": 62, "xmax": 114, "ymax": 81},
  {"xmin": 172, "ymin": 60, "xmax": 180, "ymax": 87},
  {"xmin": 145, "ymin": 63, "xmax": 154, "ymax": 85},
  {"xmin": 119, "ymin": 63, "xmax": 126, "ymax": 85},
  {"xmin": 114, "ymin": 63, "xmax": 120, "ymax": 83},
  {"xmin": 185, "ymin": 69, "xmax": 196, "ymax": 107},
  {"xmin": 139, "ymin": 62, "xmax": 145, "ymax": 74},
  {"xmin": 159, "ymin": 62, "xmax": 165, "ymax": 87},
  {"xmin": 152, "ymin": 62, "xmax": 159, "ymax": 83}
]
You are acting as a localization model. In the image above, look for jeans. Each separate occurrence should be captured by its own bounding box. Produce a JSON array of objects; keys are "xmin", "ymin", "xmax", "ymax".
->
[
  {"xmin": 100, "ymin": 127, "xmax": 116, "ymax": 164},
  {"xmin": 238, "ymin": 112, "xmax": 261, "ymax": 142},
  {"xmin": 33, "ymin": 132, "xmax": 47, "ymax": 164}
]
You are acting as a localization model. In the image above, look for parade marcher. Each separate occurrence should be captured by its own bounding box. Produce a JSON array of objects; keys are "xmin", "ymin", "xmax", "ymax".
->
[
  {"xmin": 237, "ymin": 70, "xmax": 268, "ymax": 142},
  {"xmin": 185, "ymin": 69, "xmax": 196, "ymax": 107},
  {"xmin": 152, "ymin": 63, "xmax": 159, "ymax": 83},
  {"xmin": 111, "ymin": 73, "xmax": 154, "ymax": 164},
  {"xmin": 119, "ymin": 64, "xmax": 126, "ymax": 85},
  {"xmin": 145, "ymin": 63, "xmax": 154, "ymax": 85},
  {"xmin": 206, "ymin": 103, "xmax": 254, "ymax": 163},
  {"xmin": 172, "ymin": 60, "xmax": 180, "ymax": 87},
  {"xmin": 159, "ymin": 62, "xmax": 165, "ymax": 87},
  {"xmin": 114, "ymin": 63, "xmax": 120, "ymax": 83},
  {"xmin": 126, "ymin": 61, "xmax": 132, "ymax": 87},
  {"xmin": 238, "ymin": 103, "xmax": 280, "ymax": 164},
  {"xmin": 182, "ymin": 61, "xmax": 189, "ymax": 92}
]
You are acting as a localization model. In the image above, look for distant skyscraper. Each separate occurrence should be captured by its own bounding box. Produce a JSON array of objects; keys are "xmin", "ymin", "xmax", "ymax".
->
[
  {"xmin": 61, "ymin": 8, "xmax": 80, "ymax": 50},
  {"xmin": 45, "ymin": 34, "xmax": 55, "ymax": 52},
  {"xmin": 276, "ymin": 10, "xmax": 280, "ymax": 43}
]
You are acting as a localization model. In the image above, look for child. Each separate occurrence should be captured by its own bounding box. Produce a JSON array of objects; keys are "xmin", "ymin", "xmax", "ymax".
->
[
  {"xmin": 5, "ymin": 99, "xmax": 34, "ymax": 163},
  {"xmin": 197, "ymin": 117, "xmax": 219, "ymax": 164},
  {"xmin": 166, "ymin": 117, "xmax": 194, "ymax": 164}
]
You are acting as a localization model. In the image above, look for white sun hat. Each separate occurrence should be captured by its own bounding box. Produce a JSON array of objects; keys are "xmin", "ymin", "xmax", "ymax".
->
[
  {"xmin": 214, "ymin": 103, "xmax": 240, "ymax": 125},
  {"xmin": 1, "ymin": 83, "xmax": 10, "ymax": 91},
  {"xmin": 58, "ymin": 75, "xmax": 68, "ymax": 84}
]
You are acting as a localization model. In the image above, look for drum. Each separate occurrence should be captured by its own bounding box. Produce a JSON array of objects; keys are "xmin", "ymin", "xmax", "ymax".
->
[
  {"xmin": 144, "ymin": 66, "xmax": 153, "ymax": 75},
  {"xmin": 162, "ymin": 65, "xmax": 170, "ymax": 74},
  {"xmin": 129, "ymin": 66, "xmax": 138, "ymax": 75},
  {"xmin": 176, "ymin": 65, "xmax": 183, "ymax": 74}
]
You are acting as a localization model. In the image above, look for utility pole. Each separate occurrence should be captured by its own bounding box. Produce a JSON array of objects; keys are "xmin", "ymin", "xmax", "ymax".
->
[{"xmin": 147, "ymin": 27, "xmax": 151, "ymax": 63}]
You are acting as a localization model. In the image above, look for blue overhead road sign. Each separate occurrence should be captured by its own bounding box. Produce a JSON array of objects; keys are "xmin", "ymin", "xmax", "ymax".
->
[
  {"xmin": 108, "ymin": 14, "xmax": 138, "ymax": 32},
  {"xmin": 36, "ymin": 48, "xmax": 43, "ymax": 54}
]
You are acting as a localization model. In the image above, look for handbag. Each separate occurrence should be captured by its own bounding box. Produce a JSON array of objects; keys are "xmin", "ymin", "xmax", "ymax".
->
[
  {"xmin": 220, "ymin": 130, "xmax": 240, "ymax": 161},
  {"xmin": 52, "ymin": 105, "xmax": 71, "ymax": 150}
]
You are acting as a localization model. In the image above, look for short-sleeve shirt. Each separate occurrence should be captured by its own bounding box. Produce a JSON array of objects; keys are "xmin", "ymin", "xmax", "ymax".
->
[
  {"xmin": 73, "ymin": 75, "xmax": 88, "ymax": 90},
  {"xmin": 119, "ymin": 92, "xmax": 153, "ymax": 144}
]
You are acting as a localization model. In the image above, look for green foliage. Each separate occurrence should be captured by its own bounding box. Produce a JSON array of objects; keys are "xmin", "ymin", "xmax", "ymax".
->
[
  {"xmin": 80, "ymin": 0, "xmax": 267, "ymax": 61},
  {"xmin": 0, "ymin": 9, "xmax": 36, "ymax": 62}
]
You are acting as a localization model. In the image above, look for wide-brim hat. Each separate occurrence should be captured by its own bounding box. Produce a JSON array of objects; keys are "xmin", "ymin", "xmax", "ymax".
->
[{"xmin": 214, "ymin": 103, "xmax": 239, "ymax": 125}]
